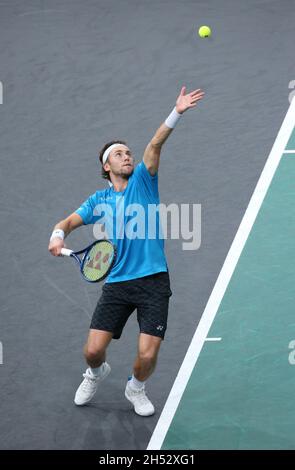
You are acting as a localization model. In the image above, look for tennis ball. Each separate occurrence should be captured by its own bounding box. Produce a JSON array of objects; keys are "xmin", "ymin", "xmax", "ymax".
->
[{"xmin": 198, "ymin": 25, "xmax": 211, "ymax": 38}]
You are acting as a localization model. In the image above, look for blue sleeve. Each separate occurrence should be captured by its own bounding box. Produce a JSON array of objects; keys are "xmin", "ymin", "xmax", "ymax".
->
[
  {"xmin": 75, "ymin": 194, "xmax": 97, "ymax": 225},
  {"xmin": 134, "ymin": 161, "xmax": 159, "ymax": 199}
]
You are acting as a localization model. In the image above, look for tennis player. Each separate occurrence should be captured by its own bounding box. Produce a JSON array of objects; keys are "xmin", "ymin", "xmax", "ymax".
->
[{"xmin": 48, "ymin": 86, "xmax": 204, "ymax": 416}]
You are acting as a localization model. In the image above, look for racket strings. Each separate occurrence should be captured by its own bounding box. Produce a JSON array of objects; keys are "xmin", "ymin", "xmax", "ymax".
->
[{"xmin": 82, "ymin": 241, "xmax": 114, "ymax": 282}]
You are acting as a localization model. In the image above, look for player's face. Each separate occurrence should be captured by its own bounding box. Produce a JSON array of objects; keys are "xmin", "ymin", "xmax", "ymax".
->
[{"xmin": 105, "ymin": 145, "xmax": 134, "ymax": 179}]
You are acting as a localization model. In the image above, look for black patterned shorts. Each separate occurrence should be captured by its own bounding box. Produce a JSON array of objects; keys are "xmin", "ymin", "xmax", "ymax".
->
[{"xmin": 90, "ymin": 271, "xmax": 172, "ymax": 340}]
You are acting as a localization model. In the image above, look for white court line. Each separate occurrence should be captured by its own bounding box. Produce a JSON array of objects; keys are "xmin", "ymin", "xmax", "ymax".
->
[
  {"xmin": 283, "ymin": 150, "xmax": 295, "ymax": 153},
  {"xmin": 147, "ymin": 99, "xmax": 295, "ymax": 450},
  {"xmin": 205, "ymin": 337, "xmax": 222, "ymax": 341}
]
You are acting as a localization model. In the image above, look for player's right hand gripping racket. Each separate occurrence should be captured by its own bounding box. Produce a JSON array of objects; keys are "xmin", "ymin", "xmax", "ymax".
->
[{"xmin": 61, "ymin": 240, "xmax": 116, "ymax": 283}]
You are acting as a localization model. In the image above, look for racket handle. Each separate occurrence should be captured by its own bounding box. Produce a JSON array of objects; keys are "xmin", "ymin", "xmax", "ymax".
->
[{"xmin": 61, "ymin": 248, "xmax": 74, "ymax": 257}]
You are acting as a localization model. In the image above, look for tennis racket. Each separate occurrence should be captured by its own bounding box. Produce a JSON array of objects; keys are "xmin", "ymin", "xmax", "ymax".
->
[{"xmin": 61, "ymin": 240, "xmax": 116, "ymax": 283}]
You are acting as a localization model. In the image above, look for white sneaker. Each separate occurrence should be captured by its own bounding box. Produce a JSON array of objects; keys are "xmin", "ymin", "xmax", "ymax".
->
[
  {"xmin": 74, "ymin": 362, "xmax": 111, "ymax": 406},
  {"xmin": 125, "ymin": 381, "xmax": 155, "ymax": 416}
]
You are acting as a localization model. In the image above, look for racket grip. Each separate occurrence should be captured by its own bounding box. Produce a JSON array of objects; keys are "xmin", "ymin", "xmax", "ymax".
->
[{"xmin": 61, "ymin": 248, "xmax": 74, "ymax": 257}]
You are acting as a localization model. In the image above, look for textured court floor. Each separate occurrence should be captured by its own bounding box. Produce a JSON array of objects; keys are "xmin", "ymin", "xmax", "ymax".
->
[{"xmin": 0, "ymin": 0, "xmax": 295, "ymax": 450}]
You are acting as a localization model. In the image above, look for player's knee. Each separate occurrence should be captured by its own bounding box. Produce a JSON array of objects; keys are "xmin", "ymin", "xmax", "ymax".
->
[
  {"xmin": 84, "ymin": 345, "xmax": 105, "ymax": 362},
  {"xmin": 138, "ymin": 351, "xmax": 157, "ymax": 367}
]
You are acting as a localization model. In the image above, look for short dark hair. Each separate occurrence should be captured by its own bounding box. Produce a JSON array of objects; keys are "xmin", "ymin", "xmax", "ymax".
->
[{"xmin": 98, "ymin": 140, "xmax": 128, "ymax": 181}]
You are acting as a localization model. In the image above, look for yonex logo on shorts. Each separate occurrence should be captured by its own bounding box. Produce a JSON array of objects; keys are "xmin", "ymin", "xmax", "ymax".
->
[
  {"xmin": 92, "ymin": 197, "xmax": 201, "ymax": 251},
  {"xmin": 156, "ymin": 326, "xmax": 164, "ymax": 331}
]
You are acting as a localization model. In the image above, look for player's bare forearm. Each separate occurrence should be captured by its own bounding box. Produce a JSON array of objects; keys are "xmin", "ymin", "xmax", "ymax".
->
[
  {"xmin": 143, "ymin": 86, "xmax": 205, "ymax": 175},
  {"xmin": 54, "ymin": 213, "xmax": 83, "ymax": 238},
  {"xmin": 53, "ymin": 220, "xmax": 72, "ymax": 238},
  {"xmin": 48, "ymin": 213, "xmax": 83, "ymax": 256},
  {"xmin": 151, "ymin": 122, "xmax": 174, "ymax": 147},
  {"xmin": 143, "ymin": 124, "xmax": 173, "ymax": 175}
]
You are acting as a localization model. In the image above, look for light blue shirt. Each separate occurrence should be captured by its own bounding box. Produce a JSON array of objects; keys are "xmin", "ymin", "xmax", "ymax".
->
[{"xmin": 75, "ymin": 161, "xmax": 168, "ymax": 282}]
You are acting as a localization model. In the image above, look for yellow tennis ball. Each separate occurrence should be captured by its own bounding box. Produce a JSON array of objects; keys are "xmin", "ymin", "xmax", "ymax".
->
[{"xmin": 198, "ymin": 25, "xmax": 211, "ymax": 38}]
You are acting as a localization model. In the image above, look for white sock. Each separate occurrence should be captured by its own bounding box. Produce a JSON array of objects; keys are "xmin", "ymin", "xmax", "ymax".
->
[
  {"xmin": 89, "ymin": 363, "xmax": 104, "ymax": 377},
  {"xmin": 129, "ymin": 374, "xmax": 145, "ymax": 390}
]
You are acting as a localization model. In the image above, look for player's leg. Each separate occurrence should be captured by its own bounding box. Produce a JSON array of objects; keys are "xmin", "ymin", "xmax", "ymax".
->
[
  {"xmin": 75, "ymin": 282, "xmax": 135, "ymax": 406},
  {"xmin": 84, "ymin": 329, "xmax": 113, "ymax": 368},
  {"xmin": 125, "ymin": 272, "xmax": 172, "ymax": 416},
  {"xmin": 125, "ymin": 334, "xmax": 162, "ymax": 417},
  {"xmin": 133, "ymin": 333, "xmax": 162, "ymax": 381},
  {"xmin": 74, "ymin": 329, "xmax": 113, "ymax": 406}
]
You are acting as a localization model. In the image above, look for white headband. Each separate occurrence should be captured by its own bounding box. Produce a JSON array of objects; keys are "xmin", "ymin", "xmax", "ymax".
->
[{"xmin": 102, "ymin": 143, "xmax": 124, "ymax": 165}]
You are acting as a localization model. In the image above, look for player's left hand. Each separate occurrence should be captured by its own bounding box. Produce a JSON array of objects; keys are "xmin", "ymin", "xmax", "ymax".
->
[{"xmin": 175, "ymin": 86, "xmax": 205, "ymax": 114}]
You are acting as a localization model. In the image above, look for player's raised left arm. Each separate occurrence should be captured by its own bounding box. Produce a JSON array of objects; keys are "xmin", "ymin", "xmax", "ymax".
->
[{"xmin": 143, "ymin": 86, "xmax": 205, "ymax": 176}]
